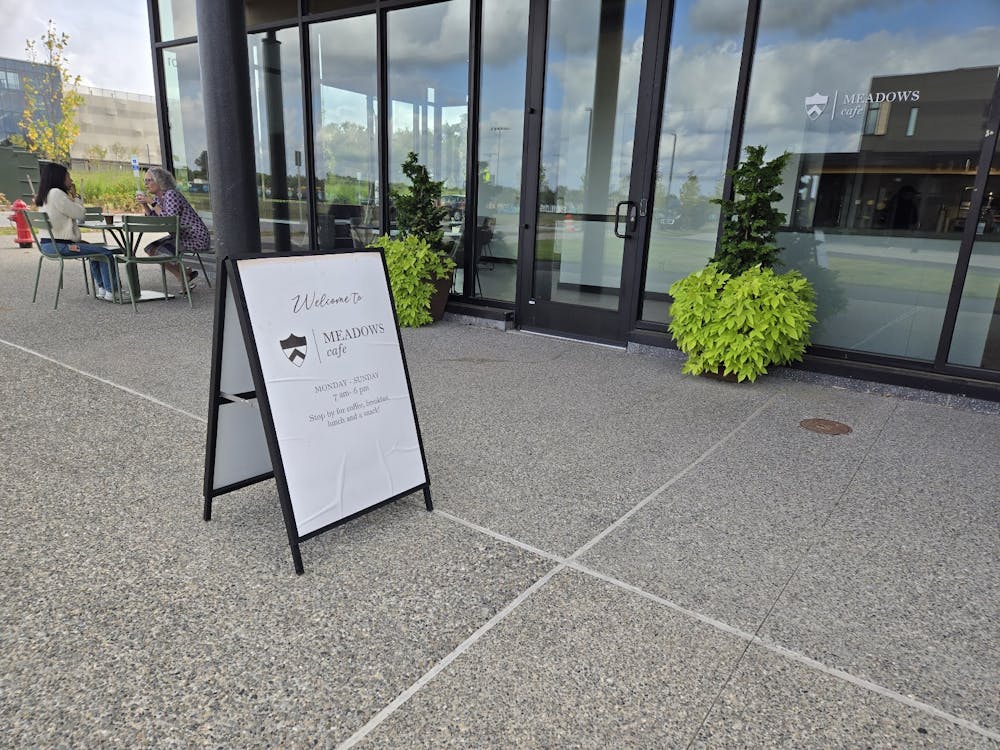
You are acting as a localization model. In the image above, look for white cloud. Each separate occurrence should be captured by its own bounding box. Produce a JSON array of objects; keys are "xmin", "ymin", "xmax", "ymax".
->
[
  {"xmin": 742, "ymin": 25, "xmax": 1000, "ymax": 153},
  {"xmin": 690, "ymin": 0, "xmax": 908, "ymax": 36},
  {"xmin": 0, "ymin": 1, "xmax": 154, "ymax": 95}
]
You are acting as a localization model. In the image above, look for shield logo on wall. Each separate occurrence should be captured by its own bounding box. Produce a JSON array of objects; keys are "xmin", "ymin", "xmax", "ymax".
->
[
  {"xmin": 280, "ymin": 333, "xmax": 308, "ymax": 367},
  {"xmin": 805, "ymin": 92, "xmax": 829, "ymax": 121}
]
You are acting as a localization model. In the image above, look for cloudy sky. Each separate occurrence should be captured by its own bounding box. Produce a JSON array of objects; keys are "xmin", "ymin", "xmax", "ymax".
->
[{"xmin": 0, "ymin": 1, "xmax": 154, "ymax": 95}]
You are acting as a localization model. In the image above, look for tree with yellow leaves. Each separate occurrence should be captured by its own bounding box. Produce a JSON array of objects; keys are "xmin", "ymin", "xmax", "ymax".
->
[{"xmin": 11, "ymin": 21, "xmax": 83, "ymax": 164}]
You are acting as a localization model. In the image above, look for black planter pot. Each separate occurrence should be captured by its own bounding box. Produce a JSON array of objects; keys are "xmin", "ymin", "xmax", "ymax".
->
[{"xmin": 429, "ymin": 273, "xmax": 453, "ymax": 321}]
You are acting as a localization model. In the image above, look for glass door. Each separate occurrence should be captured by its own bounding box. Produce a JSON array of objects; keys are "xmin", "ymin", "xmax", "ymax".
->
[{"xmin": 519, "ymin": 0, "xmax": 656, "ymax": 342}]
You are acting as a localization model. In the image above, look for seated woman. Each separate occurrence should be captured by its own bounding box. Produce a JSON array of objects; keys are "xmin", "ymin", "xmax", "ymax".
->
[
  {"xmin": 135, "ymin": 166, "xmax": 211, "ymax": 285},
  {"xmin": 34, "ymin": 162, "xmax": 122, "ymax": 302}
]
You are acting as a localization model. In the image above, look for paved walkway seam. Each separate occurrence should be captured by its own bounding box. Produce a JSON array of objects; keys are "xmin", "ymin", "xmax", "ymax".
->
[
  {"xmin": 336, "ymin": 395, "xmax": 781, "ymax": 744},
  {"xmin": 12, "ymin": 332, "xmax": 992, "ymax": 743},
  {"xmin": 337, "ymin": 564, "xmax": 567, "ymax": 749},
  {"xmin": 434, "ymin": 506, "xmax": 1000, "ymax": 743},
  {"xmin": 0, "ymin": 338, "xmax": 207, "ymax": 424},
  {"xmin": 568, "ymin": 394, "xmax": 780, "ymax": 563}
]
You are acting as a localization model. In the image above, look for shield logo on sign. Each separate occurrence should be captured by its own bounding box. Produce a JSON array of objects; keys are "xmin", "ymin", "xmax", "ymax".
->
[
  {"xmin": 805, "ymin": 92, "xmax": 828, "ymax": 121},
  {"xmin": 280, "ymin": 333, "xmax": 308, "ymax": 367}
]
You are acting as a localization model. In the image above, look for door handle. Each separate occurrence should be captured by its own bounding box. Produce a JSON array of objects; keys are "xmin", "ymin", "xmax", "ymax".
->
[{"xmin": 614, "ymin": 201, "xmax": 637, "ymax": 238}]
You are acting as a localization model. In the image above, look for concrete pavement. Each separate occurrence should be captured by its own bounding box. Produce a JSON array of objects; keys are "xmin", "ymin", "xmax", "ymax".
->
[{"xmin": 1, "ymin": 236, "xmax": 998, "ymax": 748}]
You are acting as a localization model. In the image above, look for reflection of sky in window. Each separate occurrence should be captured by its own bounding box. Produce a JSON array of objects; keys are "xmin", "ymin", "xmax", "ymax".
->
[
  {"xmin": 248, "ymin": 29, "xmax": 305, "ymax": 180},
  {"xmin": 541, "ymin": 0, "xmax": 646, "ymax": 190},
  {"xmin": 759, "ymin": 0, "xmax": 998, "ymax": 41},
  {"xmin": 162, "ymin": 45, "xmax": 204, "ymax": 172},
  {"xmin": 658, "ymin": 0, "xmax": 746, "ymax": 194},
  {"xmin": 322, "ymin": 89, "xmax": 367, "ymax": 126},
  {"xmin": 388, "ymin": 0, "xmax": 469, "ymax": 108},
  {"xmin": 743, "ymin": 0, "xmax": 999, "ymax": 155}
]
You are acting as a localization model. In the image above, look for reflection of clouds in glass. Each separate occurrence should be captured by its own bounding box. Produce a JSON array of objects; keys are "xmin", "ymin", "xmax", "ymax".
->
[
  {"xmin": 548, "ymin": 1, "xmax": 602, "ymax": 56},
  {"xmin": 655, "ymin": 40, "xmax": 742, "ymax": 191},
  {"xmin": 743, "ymin": 26, "xmax": 999, "ymax": 154},
  {"xmin": 481, "ymin": 0, "xmax": 530, "ymax": 65},
  {"xmin": 322, "ymin": 89, "xmax": 368, "ymax": 125},
  {"xmin": 177, "ymin": 96, "xmax": 207, "ymax": 168},
  {"xmin": 163, "ymin": 45, "xmax": 207, "ymax": 172},
  {"xmin": 387, "ymin": 0, "xmax": 469, "ymax": 64},
  {"xmin": 542, "ymin": 34, "xmax": 644, "ymax": 187},
  {"xmin": 388, "ymin": 2, "xmax": 469, "ymax": 107},
  {"xmin": 691, "ymin": 0, "xmax": 896, "ymax": 36},
  {"xmin": 312, "ymin": 15, "xmax": 376, "ymax": 89}
]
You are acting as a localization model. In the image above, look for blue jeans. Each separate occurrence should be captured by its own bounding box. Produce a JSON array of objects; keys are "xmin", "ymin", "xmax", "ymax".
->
[{"xmin": 41, "ymin": 238, "xmax": 119, "ymax": 292}]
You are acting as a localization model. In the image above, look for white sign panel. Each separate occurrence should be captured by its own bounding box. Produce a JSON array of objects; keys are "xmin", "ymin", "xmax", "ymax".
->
[{"xmin": 235, "ymin": 253, "xmax": 426, "ymax": 536}]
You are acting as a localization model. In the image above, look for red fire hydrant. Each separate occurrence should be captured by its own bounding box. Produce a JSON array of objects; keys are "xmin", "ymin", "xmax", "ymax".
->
[{"xmin": 9, "ymin": 199, "xmax": 33, "ymax": 248}]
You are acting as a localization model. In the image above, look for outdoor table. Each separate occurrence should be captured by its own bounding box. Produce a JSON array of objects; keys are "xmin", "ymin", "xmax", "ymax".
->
[{"xmin": 80, "ymin": 216, "xmax": 173, "ymax": 303}]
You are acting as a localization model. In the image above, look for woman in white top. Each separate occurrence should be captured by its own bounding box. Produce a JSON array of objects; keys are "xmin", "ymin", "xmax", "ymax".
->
[{"xmin": 34, "ymin": 162, "xmax": 121, "ymax": 301}]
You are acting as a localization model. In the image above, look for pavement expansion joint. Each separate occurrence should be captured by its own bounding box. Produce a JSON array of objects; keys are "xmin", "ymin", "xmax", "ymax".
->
[
  {"xmin": 0, "ymin": 337, "xmax": 207, "ymax": 424},
  {"xmin": 8, "ymin": 327, "xmax": 996, "ymax": 746}
]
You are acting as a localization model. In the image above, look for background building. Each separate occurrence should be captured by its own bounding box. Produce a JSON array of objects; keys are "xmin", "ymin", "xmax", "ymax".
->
[
  {"xmin": 0, "ymin": 57, "xmax": 58, "ymax": 144},
  {"xmin": 70, "ymin": 85, "xmax": 162, "ymax": 170},
  {"xmin": 144, "ymin": 0, "xmax": 1000, "ymax": 398}
]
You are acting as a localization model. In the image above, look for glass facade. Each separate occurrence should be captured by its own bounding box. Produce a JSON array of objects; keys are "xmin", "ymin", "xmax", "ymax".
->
[
  {"xmin": 742, "ymin": 0, "xmax": 999, "ymax": 361},
  {"xmin": 386, "ymin": 1, "xmax": 469, "ymax": 228},
  {"xmin": 949, "ymin": 135, "xmax": 1000, "ymax": 370},
  {"xmin": 148, "ymin": 0, "xmax": 1000, "ymax": 395},
  {"xmin": 161, "ymin": 44, "xmax": 211, "ymax": 218},
  {"xmin": 248, "ymin": 27, "xmax": 308, "ymax": 251},
  {"xmin": 640, "ymin": 0, "xmax": 747, "ymax": 323},
  {"xmin": 531, "ymin": 0, "xmax": 645, "ymax": 311},
  {"xmin": 472, "ymin": 0, "xmax": 530, "ymax": 302},
  {"xmin": 157, "ymin": 0, "xmax": 198, "ymax": 41},
  {"xmin": 309, "ymin": 13, "xmax": 379, "ymax": 250},
  {"xmin": 0, "ymin": 58, "xmax": 57, "ymax": 144}
]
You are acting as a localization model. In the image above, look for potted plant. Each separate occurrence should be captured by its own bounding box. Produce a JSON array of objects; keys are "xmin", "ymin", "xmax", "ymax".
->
[
  {"xmin": 668, "ymin": 145, "xmax": 817, "ymax": 382},
  {"xmin": 369, "ymin": 233, "xmax": 455, "ymax": 327},
  {"xmin": 372, "ymin": 152, "xmax": 456, "ymax": 324}
]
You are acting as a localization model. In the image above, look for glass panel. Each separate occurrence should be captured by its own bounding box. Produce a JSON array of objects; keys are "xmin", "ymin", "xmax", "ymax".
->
[
  {"xmin": 948, "ymin": 137, "xmax": 1000, "ymax": 370},
  {"xmin": 248, "ymin": 28, "xmax": 308, "ymax": 252},
  {"xmin": 532, "ymin": 0, "xmax": 645, "ymax": 309},
  {"xmin": 387, "ymin": 1, "xmax": 469, "ymax": 236},
  {"xmin": 471, "ymin": 0, "xmax": 530, "ymax": 302},
  {"xmin": 158, "ymin": 0, "xmax": 197, "ymax": 41},
  {"xmin": 309, "ymin": 0, "xmax": 372, "ymax": 14},
  {"xmin": 640, "ymin": 0, "xmax": 748, "ymax": 323},
  {"xmin": 161, "ymin": 45, "xmax": 212, "ymax": 222},
  {"xmin": 742, "ymin": 0, "xmax": 999, "ymax": 361},
  {"xmin": 310, "ymin": 14, "xmax": 379, "ymax": 250},
  {"xmin": 247, "ymin": 0, "xmax": 298, "ymax": 27}
]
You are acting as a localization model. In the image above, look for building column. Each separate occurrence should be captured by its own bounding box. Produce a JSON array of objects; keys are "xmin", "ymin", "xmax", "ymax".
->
[{"xmin": 196, "ymin": 0, "xmax": 261, "ymax": 260}]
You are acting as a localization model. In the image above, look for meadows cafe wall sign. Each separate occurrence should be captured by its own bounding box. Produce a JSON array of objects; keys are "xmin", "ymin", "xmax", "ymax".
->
[
  {"xmin": 805, "ymin": 88, "xmax": 921, "ymax": 121},
  {"xmin": 203, "ymin": 250, "xmax": 432, "ymax": 574}
]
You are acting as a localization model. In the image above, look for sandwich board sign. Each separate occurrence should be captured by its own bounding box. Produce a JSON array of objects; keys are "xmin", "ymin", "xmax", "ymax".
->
[{"xmin": 203, "ymin": 249, "xmax": 432, "ymax": 573}]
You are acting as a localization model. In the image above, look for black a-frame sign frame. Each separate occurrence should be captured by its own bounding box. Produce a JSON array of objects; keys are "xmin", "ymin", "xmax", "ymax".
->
[{"xmin": 203, "ymin": 250, "xmax": 432, "ymax": 574}]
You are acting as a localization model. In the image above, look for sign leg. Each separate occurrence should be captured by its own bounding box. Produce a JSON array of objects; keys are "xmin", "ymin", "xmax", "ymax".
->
[
  {"xmin": 423, "ymin": 485, "xmax": 433, "ymax": 512},
  {"xmin": 203, "ymin": 495, "xmax": 213, "ymax": 521}
]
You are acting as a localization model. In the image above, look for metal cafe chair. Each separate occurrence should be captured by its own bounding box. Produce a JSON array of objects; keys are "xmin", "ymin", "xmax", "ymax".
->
[
  {"xmin": 177, "ymin": 235, "xmax": 212, "ymax": 288},
  {"xmin": 24, "ymin": 210, "xmax": 112, "ymax": 309},
  {"xmin": 84, "ymin": 205, "xmax": 110, "ymax": 244},
  {"xmin": 119, "ymin": 214, "xmax": 192, "ymax": 313}
]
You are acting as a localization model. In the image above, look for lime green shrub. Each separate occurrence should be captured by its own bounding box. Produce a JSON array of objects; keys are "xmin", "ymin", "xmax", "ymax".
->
[
  {"xmin": 669, "ymin": 144, "xmax": 817, "ymax": 382},
  {"xmin": 668, "ymin": 262, "xmax": 816, "ymax": 382},
  {"xmin": 369, "ymin": 234, "xmax": 455, "ymax": 327}
]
